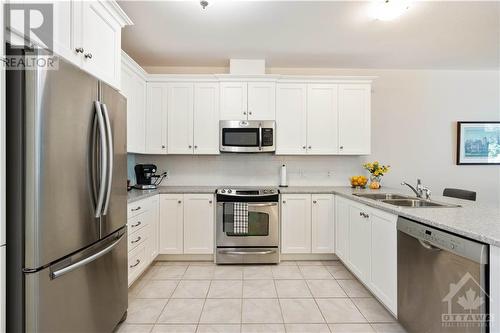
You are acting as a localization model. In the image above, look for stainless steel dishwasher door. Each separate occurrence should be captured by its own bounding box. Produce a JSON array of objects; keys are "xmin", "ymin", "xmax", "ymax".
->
[{"xmin": 397, "ymin": 217, "xmax": 489, "ymax": 333}]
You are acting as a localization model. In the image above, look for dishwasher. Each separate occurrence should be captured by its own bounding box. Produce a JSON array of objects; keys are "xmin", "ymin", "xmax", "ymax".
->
[{"xmin": 397, "ymin": 216, "xmax": 489, "ymax": 333}]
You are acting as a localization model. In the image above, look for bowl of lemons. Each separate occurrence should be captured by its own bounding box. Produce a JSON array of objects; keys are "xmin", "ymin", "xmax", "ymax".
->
[{"xmin": 350, "ymin": 175, "xmax": 368, "ymax": 188}]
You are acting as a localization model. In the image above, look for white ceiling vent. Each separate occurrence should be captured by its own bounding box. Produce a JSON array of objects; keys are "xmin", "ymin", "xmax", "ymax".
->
[{"xmin": 229, "ymin": 59, "xmax": 265, "ymax": 75}]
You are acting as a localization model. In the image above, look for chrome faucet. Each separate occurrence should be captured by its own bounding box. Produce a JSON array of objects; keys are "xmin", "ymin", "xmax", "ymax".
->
[{"xmin": 401, "ymin": 179, "xmax": 431, "ymax": 199}]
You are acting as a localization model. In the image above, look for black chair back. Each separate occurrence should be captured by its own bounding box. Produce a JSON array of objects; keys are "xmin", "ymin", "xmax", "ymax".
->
[{"xmin": 443, "ymin": 188, "xmax": 476, "ymax": 201}]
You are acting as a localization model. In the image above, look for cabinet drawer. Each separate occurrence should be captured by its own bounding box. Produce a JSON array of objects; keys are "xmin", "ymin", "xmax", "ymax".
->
[
  {"xmin": 128, "ymin": 243, "xmax": 146, "ymax": 285},
  {"xmin": 127, "ymin": 213, "xmax": 148, "ymax": 235},
  {"xmin": 128, "ymin": 201, "xmax": 146, "ymax": 218},
  {"xmin": 128, "ymin": 225, "xmax": 148, "ymax": 253}
]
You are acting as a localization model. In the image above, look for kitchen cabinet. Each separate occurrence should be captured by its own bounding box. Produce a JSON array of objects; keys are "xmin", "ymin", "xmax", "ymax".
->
[
  {"xmin": 167, "ymin": 83, "xmax": 195, "ymax": 154},
  {"xmin": 121, "ymin": 52, "xmax": 147, "ymax": 153},
  {"xmin": 193, "ymin": 83, "xmax": 220, "ymax": 154},
  {"xmin": 159, "ymin": 193, "xmax": 215, "ymax": 255},
  {"xmin": 159, "ymin": 194, "xmax": 184, "ymax": 254},
  {"xmin": 281, "ymin": 194, "xmax": 312, "ymax": 253},
  {"xmin": 127, "ymin": 196, "xmax": 160, "ymax": 286},
  {"xmin": 338, "ymin": 84, "xmax": 371, "ymax": 154},
  {"xmin": 306, "ymin": 84, "xmax": 339, "ymax": 154},
  {"xmin": 334, "ymin": 196, "xmax": 397, "ymax": 315},
  {"xmin": 311, "ymin": 194, "xmax": 335, "ymax": 253},
  {"xmin": 0, "ymin": 246, "xmax": 4, "ymax": 333},
  {"xmin": 146, "ymin": 83, "xmax": 168, "ymax": 154},
  {"xmin": 50, "ymin": 0, "xmax": 131, "ymax": 89},
  {"xmin": 220, "ymin": 81, "xmax": 275, "ymax": 120},
  {"xmin": 276, "ymin": 84, "xmax": 307, "ymax": 155},
  {"xmin": 183, "ymin": 194, "xmax": 214, "ymax": 254}
]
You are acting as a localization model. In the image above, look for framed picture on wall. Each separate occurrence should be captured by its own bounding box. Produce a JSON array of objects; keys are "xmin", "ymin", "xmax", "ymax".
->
[{"xmin": 457, "ymin": 121, "xmax": 500, "ymax": 165}]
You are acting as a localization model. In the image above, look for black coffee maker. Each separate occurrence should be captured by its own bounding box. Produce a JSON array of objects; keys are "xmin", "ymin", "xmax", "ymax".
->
[{"xmin": 134, "ymin": 164, "xmax": 164, "ymax": 189}]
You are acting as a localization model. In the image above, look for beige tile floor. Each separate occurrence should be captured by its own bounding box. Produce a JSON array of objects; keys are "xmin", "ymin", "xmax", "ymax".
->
[{"xmin": 117, "ymin": 260, "xmax": 407, "ymax": 333}]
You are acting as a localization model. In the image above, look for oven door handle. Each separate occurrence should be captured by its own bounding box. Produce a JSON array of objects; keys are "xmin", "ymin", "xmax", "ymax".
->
[
  {"xmin": 218, "ymin": 249, "xmax": 276, "ymax": 255},
  {"xmin": 248, "ymin": 203, "xmax": 278, "ymax": 207}
]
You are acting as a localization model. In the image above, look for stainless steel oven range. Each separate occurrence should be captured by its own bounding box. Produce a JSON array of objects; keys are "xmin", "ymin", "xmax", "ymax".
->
[{"xmin": 216, "ymin": 188, "xmax": 280, "ymax": 264}]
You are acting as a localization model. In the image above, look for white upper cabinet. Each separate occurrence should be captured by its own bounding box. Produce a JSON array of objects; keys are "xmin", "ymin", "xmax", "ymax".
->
[
  {"xmin": 121, "ymin": 53, "xmax": 146, "ymax": 153},
  {"xmin": 311, "ymin": 194, "xmax": 334, "ymax": 254},
  {"xmin": 167, "ymin": 83, "xmax": 195, "ymax": 154},
  {"xmin": 276, "ymin": 84, "xmax": 307, "ymax": 155},
  {"xmin": 338, "ymin": 84, "xmax": 371, "ymax": 154},
  {"xmin": 307, "ymin": 84, "xmax": 339, "ymax": 154},
  {"xmin": 220, "ymin": 82, "xmax": 248, "ymax": 120},
  {"xmin": 52, "ymin": 0, "xmax": 83, "ymax": 66},
  {"xmin": 183, "ymin": 194, "xmax": 214, "ymax": 254},
  {"xmin": 220, "ymin": 81, "xmax": 275, "ymax": 120},
  {"xmin": 281, "ymin": 194, "xmax": 312, "ymax": 254},
  {"xmin": 247, "ymin": 82, "xmax": 276, "ymax": 120},
  {"xmin": 194, "ymin": 83, "xmax": 220, "ymax": 155},
  {"xmin": 146, "ymin": 83, "xmax": 168, "ymax": 154}
]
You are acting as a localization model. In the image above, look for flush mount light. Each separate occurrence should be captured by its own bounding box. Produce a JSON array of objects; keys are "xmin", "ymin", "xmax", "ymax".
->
[
  {"xmin": 370, "ymin": 0, "xmax": 411, "ymax": 21},
  {"xmin": 200, "ymin": 0, "xmax": 209, "ymax": 9}
]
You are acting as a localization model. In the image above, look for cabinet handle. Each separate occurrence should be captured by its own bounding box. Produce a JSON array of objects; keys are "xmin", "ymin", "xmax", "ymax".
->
[
  {"xmin": 188, "ymin": 145, "xmax": 192, "ymax": 149},
  {"xmin": 340, "ymin": 146, "xmax": 344, "ymax": 150},
  {"xmin": 359, "ymin": 212, "xmax": 363, "ymax": 217},
  {"xmin": 194, "ymin": 145, "xmax": 198, "ymax": 149},
  {"xmin": 162, "ymin": 145, "xmax": 166, "ymax": 149},
  {"xmin": 131, "ymin": 206, "xmax": 141, "ymax": 212},
  {"xmin": 243, "ymin": 112, "xmax": 247, "ymax": 115},
  {"xmin": 75, "ymin": 47, "xmax": 84, "ymax": 53},
  {"xmin": 131, "ymin": 221, "xmax": 142, "ymax": 228},
  {"xmin": 209, "ymin": 200, "xmax": 212, "ymax": 204},
  {"xmin": 302, "ymin": 146, "xmax": 306, "ymax": 149},
  {"xmin": 129, "ymin": 259, "xmax": 140, "ymax": 268},
  {"xmin": 282, "ymin": 200, "xmax": 286, "ymax": 204},
  {"xmin": 178, "ymin": 200, "xmax": 182, "ymax": 204},
  {"xmin": 308, "ymin": 146, "xmax": 312, "ymax": 149},
  {"xmin": 313, "ymin": 200, "xmax": 317, "ymax": 204},
  {"xmin": 131, "ymin": 236, "xmax": 142, "ymax": 244},
  {"xmin": 249, "ymin": 111, "xmax": 252, "ymax": 115},
  {"xmin": 84, "ymin": 53, "xmax": 93, "ymax": 59}
]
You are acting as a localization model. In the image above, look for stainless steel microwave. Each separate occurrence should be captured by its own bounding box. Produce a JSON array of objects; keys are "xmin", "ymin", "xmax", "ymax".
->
[{"xmin": 219, "ymin": 120, "xmax": 275, "ymax": 153}]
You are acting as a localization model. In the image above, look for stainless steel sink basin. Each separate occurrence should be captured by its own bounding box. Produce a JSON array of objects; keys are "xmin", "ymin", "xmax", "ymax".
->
[
  {"xmin": 381, "ymin": 199, "xmax": 460, "ymax": 208},
  {"xmin": 353, "ymin": 193, "xmax": 410, "ymax": 200}
]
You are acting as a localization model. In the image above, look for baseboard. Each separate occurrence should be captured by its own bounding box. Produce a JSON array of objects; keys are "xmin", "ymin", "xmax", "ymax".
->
[
  {"xmin": 280, "ymin": 253, "xmax": 339, "ymax": 261},
  {"xmin": 155, "ymin": 254, "xmax": 214, "ymax": 262}
]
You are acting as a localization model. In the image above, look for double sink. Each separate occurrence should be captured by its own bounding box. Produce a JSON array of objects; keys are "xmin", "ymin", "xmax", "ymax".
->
[{"xmin": 353, "ymin": 193, "xmax": 461, "ymax": 208}]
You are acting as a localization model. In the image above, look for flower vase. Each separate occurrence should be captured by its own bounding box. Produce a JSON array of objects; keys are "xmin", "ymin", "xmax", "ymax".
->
[{"xmin": 369, "ymin": 175, "xmax": 382, "ymax": 189}]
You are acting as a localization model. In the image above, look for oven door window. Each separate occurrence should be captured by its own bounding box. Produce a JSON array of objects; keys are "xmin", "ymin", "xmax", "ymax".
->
[
  {"xmin": 222, "ymin": 128, "xmax": 259, "ymax": 147},
  {"xmin": 223, "ymin": 204, "xmax": 269, "ymax": 236}
]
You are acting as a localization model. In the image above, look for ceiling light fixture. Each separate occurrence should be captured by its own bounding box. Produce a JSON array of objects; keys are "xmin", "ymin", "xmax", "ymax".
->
[
  {"xmin": 370, "ymin": 0, "xmax": 411, "ymax": 21},
  {"xmin": 200, "ymin": 0, "xmax": 209, "ymax": 9}
]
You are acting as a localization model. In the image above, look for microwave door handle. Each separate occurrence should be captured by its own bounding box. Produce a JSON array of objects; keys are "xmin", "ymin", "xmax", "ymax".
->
[{"xmin": 258, "ymin": 123, "xmax": 262, "ymax": 151}]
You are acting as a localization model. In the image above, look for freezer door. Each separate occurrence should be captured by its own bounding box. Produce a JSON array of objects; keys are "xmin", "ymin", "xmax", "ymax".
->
[
  {"xmin": 25, "ymin": 228, "xmax": 127, "ymax": 333},
  {"xmin": 22, "ymin": 57, "xmax": 102, "ymax": 268},
  {"xmin": 99, "ymin": 83, "xmax": 127, "ymax": 238}
]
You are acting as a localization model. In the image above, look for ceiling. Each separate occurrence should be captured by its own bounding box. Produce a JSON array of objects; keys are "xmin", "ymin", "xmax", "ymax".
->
[{"xmin": 120, "ymin": 1, "xmax": 499, "ymax": 70}]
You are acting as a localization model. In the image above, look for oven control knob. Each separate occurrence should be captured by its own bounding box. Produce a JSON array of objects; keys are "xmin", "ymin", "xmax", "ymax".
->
[
  {"xmin": 263, "ymin": 189, "xmax": 269, "ymax": 194},
  {"xmin": 228, "ymin": 189, "xmax": 232, "ymax": 193},
  {"xmin": 220, "ymin": 189, "xmax": 226, "ymax": 193}
]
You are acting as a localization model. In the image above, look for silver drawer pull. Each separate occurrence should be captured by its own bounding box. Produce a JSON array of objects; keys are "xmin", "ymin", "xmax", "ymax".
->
[
  {"xmin": 131, "ymin": 236, "xmax": 142, "ymax": 244},
  {"xmin": 131, "ymin": 206, "xmax": 141, "ymax": 212},
  {"xmin": 130, "ymin": 259, "xmax": 140, "ymax": 268},
  {"xmin": 132, "ymin": 221, "xmax": 142, "ymax": 228}
]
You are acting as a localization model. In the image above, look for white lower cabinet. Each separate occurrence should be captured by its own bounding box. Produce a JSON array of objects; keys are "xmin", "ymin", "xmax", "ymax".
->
[
  {"xmin": 334, "ymin": 195, "xmax": 397, "ymax": 316},
  {"xmin": 281, "ymin": 194, "xmax": 334, "ymax": 254},
  {"xmin": 127, "ymin": 195, "xmax": 160, "ymax": 286},
  {"xmin": 159, "ymin": 193, "xmax": 215, "ymax": 255}
]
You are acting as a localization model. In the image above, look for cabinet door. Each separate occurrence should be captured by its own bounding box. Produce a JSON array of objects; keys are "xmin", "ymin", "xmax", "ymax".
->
[
  {"xmin": 338, "ymin": 84, "xmax": 371, "ymax": 154},
  {"xmin": 52, "ymin": 0, "xmax": 83, "ymax": 66},
  {"xmin": 306, "ymin": 84, "xmax": 339, "ymax": 155},
  {"xmin": 167, "ymin": 83, "xmax": 194, "ymax": 154},
  {"xmin": 81, "ymin": 1, "xmax": 121, "ymax": 88},
  {"xmin": 220, "ymin": 82, "xmax": 247, "ymax": 120},
  {"xmin": 311, "ymin": 194, "xmax": 334, "ymax": 254},
  {"xmin": 247, "ymin": 82, "xmax": 276, "ymax": 120},
  {"xmin": 369, "ymin": 208, "xmax": 397, "ymax": 315},
  {"xmin": 334, "ymin": 196, "xmax": 350, "ymax": 262},
  {"xmin": 146, "ymin": 196, "xmax": 160, "ymax": 263},
  {"xmin": 121, "ymin": 64, "xmax": 146, "ymax": 153},
  {"xmin": 194, "ymin": 83, "xmax": 220, "ymax": 155},
  {"xmin": 281, "ymin": 194, "xmax": 312, "ymax": 253},
  {"xmin": 146, "ymin": 83, "xmax": 168, "ymax": 154},
  {"xmin": 183, "ymin": 194, "xmax": 214, "ymax": 254},
  {"xmin": 275, "ymin": 84, "xmax": 307, "ymax": 155},
  {"xmin": 159, "ymin": 194, "xmax": 184, "ymax": 254},
  {"xmin": 348, "ymin": 204, "xmax": 371, "ymax": 280}
]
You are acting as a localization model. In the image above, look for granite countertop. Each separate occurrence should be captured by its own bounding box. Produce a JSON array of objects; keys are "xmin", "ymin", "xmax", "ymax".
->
[{"xmin": 128, "ymin": 185, "xmax": 500, "ymax": 247}]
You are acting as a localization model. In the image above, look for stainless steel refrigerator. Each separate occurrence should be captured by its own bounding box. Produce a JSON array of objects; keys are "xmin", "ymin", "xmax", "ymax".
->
[{"xmin": 6, "ymin": 47, "xmax": 128, "ymax": 332}]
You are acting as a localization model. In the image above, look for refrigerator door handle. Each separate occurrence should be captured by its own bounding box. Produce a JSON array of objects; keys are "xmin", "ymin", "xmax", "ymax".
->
[
  {"xmin": 50, "ymin": 234, "xmax": 124, "ymax": 279},
  {"xmin": 94, "ymin": 101, "xmax": 107, "ymax": 218},
  {"xmin": 101, "ymin": 103, "xmax": 113, "ymax": 215}
]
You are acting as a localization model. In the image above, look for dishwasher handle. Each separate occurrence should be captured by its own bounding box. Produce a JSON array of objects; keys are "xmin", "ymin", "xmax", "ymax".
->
[{"xmin": 418, "ymin": 239, "xmax": 441, "ymax": 252}]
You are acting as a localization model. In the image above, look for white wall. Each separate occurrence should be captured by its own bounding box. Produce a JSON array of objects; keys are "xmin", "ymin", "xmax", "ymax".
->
[{"xmin": 137, "ymin": 67, "xmax": 500, "ymax": 204}]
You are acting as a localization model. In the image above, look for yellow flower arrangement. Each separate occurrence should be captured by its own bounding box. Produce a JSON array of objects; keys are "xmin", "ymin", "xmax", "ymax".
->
[{"xmin": 363, "ymin": 161, "xmax": 390, "ymax": 177}]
